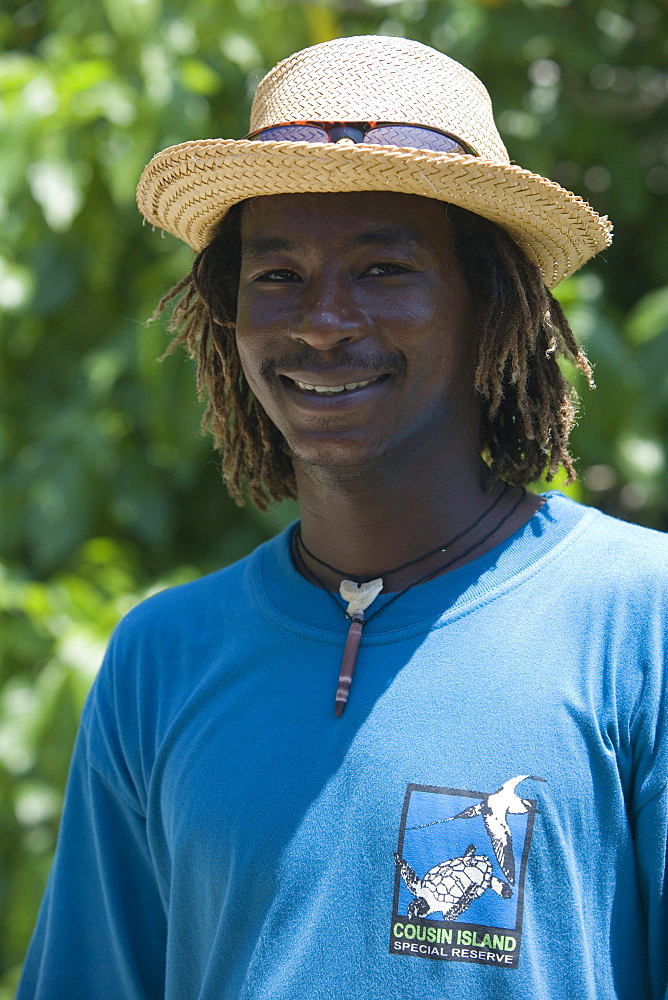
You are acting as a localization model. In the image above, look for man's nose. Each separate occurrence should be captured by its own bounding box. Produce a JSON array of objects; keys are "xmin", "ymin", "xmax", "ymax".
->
[{"xmin": 291, "ymin": 278, "xmax": 365, "ymax": 350}]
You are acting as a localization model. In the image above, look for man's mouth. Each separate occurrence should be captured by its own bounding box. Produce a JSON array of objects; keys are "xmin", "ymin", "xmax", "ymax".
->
[{"xmin": 291, "ymin": 376, "xmax": 382, "ymax": 395}]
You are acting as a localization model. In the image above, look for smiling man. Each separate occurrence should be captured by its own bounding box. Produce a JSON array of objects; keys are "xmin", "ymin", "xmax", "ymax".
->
[
  {"xmin": 237, "ymin": 192, "xmax": 481, "ymax": 480},
  {"xmin": 18, "ymin": 35, "xmax": 668, "ymax": 1000}
]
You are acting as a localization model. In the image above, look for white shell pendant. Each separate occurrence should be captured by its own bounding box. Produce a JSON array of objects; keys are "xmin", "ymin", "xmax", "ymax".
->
[{"xmin": 339, "ymin": 578, "xmax": 384, "ymax": 617}]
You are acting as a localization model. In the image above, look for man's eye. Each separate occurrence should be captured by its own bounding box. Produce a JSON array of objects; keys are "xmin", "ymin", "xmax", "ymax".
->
[
  {"xmin": 255, "ymin": 269, "xmax": 301, "ymax": 282},
  {"xmin": 363, "ymin": 263, "xmax": 410, "ymax": 277}
]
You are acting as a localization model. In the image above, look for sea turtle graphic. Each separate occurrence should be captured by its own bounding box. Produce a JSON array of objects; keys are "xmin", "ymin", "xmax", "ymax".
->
[{"xmin": 394, "ymin": 844, "xmax": 512, "ymax": 920}]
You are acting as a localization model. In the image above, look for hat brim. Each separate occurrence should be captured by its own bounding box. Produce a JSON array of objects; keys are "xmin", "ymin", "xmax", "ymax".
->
[{"xmin": 136, "ymin": 138, "xmax": 612, "ymax": 288}]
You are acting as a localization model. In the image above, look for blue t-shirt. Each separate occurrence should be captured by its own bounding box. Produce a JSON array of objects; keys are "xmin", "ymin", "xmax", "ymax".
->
[{"xmin": 17, "ymin": 495, "xmax": 668, "ymax": 999}]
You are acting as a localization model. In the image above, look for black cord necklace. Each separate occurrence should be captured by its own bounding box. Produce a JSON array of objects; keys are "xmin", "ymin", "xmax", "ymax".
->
[
  {"xmin": 296, "ymin": 482, "xmax": 509, "ymax": 584},
  {"xmin": 292, "ymin": 484, "xmax": 526, "ymax": 717}
]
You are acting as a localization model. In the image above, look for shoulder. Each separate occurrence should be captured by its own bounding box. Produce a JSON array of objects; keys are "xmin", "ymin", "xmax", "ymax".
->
[
  {"xmin": 545, "ymin": 495, "xmax": 668, "ymax": 612},
  {"xmin": 83, "ymin": 529, "xmax": 292, "ymax": 758},
  {"xmin": 114, "ymin": 528, "xmax": 286, "ymax": 646},
  {"xmin": 572, "ymin": 501, "xmax": 667, "ymax": 578},
  {"xmin": 581, "ymin": 502, "xmax": 668, "ymax": 552},
  {"xmin": 547, "ymin": 493, "xmax": 667, "ymax": 566},
  {"xmin": 124, "ymin": 532, "xmax": 287, "ymax": 626}
]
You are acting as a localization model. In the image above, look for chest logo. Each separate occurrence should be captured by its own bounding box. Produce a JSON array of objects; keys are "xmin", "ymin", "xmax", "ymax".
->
[{"xmin": 390, "ymin": 775, "xmax": 544, "ymax": 969}]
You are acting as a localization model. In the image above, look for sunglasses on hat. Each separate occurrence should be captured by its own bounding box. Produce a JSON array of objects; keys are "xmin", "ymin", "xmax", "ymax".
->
[{"xmin": 245, "ymin": 121, "xmax": 479, "ymax": 156}]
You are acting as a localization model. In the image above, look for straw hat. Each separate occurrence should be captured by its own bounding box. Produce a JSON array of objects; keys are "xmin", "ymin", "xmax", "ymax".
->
[{"xmin": 136, "ymin": 35, "xmax": 612, "ymax": 288}]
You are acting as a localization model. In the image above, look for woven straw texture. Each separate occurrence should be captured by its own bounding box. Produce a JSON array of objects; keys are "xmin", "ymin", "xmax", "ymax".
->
[
  {"xmin": 136, "ymin": 35, "xmax": 613, "ymax": 288},
  {"xmin": 250, "ymin": 36, "xmax": 507, "ymax": 162}
]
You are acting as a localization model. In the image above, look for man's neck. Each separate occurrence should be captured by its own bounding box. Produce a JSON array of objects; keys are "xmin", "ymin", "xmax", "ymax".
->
[{"xmin": 293, "ymin": 454, "xmax": 540, "ymax": 593}]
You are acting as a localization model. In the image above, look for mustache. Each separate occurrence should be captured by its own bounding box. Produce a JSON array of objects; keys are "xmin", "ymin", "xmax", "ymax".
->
[{"xmin": 260, "ymin": 347, "xmax": 406, "ymax": 378}]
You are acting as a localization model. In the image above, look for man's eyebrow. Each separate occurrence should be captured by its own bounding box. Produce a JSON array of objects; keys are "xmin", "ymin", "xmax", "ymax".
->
[
  {"xmin": 241, "ymin": 227, "xmax": 425, "ymax": 261},
  {"xmin": 241, "ymin": 236, "xmax": 303, "ymax": 260},
  {"xmin": 342, "ymin": 226, "xmax": 424, "ymax": 252}
]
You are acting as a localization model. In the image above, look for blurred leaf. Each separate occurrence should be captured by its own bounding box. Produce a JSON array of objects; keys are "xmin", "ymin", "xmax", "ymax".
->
[
  {"xmin": 626, "ymin": 285, "xmax": 668, "ymax": 346},
  {"xmin": 178, "ymin": 58, "xmax": 222, "ymax": 95}
]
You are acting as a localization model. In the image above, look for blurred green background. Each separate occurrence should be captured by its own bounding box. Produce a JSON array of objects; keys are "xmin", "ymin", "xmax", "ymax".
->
[{"xmin": 1, "ymin": 0, "xmax": 667, "ymax": 991}]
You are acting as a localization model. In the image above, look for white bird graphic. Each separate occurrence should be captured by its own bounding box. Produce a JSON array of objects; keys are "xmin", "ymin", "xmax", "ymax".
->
[{"xmin": 448, "ymin": 775, "xmax": 545, "ymax": 885}]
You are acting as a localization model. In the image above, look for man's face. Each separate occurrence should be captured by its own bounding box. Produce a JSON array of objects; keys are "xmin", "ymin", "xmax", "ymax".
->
[{"xmin": 235, "ymin": 191, "xmax": 480, "ymax": 476}]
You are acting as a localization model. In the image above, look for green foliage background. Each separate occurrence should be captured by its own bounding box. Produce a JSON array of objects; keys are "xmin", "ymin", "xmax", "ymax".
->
[{"xmin": 1, "ymin": 0, "xmax": 667, "ymax": 990}]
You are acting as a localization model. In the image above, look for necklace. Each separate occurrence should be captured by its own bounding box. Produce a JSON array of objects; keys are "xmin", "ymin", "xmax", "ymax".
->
[
  {"xmin": 297, "ymin": 482, "xmax": 509, "ymax": 584},
  {"xmin": 292, "ymin": 484, "xmax": 525, "ymax": 716}
]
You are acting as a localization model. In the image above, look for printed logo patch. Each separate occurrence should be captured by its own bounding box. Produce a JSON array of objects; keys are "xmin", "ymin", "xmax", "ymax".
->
[{"xmin": 389, "ymin": 775, "xmax": 544, "ymax": 969}]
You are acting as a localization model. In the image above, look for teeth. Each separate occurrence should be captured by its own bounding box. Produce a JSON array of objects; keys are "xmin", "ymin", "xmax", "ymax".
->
[{"xmin": 293, "ymin": 377, "xmax": 378, "ymax": 394}]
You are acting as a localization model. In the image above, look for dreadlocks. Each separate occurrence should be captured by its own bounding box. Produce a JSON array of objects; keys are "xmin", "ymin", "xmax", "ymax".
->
[{"xmin": 154, "ymin": 200, "xmax": 593, "ymax": 511}]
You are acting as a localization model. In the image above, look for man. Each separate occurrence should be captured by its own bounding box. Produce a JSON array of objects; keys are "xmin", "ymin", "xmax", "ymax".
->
[{"xmin": 18, "ymin": 34, "xmax": 667, "ymax": 1000}]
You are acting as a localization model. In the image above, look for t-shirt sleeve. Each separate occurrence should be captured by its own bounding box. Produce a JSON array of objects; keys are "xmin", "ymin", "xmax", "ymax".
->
[
  {"xmin": 16, "ymin": 626, "xmax": 167, "ymax": 1000},
  {"xmin": 633, "ymin": 787, "xmax": 668, "ymax": 1000},
  {"xmin": 629, "ymin": 638, "xmax": 668, "ymax": 1000}
]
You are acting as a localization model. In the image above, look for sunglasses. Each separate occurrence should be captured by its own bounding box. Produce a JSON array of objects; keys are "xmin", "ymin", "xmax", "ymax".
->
[{"xmin": 245, "ymin": 120, "xmax": 478, "ymax": 156}]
